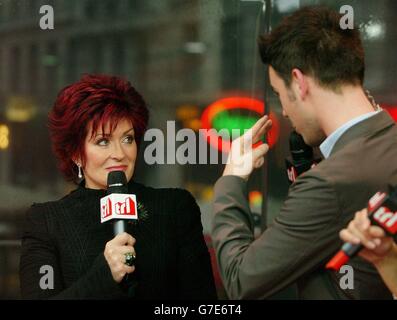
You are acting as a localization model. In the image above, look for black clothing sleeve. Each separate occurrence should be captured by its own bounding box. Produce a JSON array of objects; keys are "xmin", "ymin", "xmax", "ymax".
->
[
  {"xmin": 20, "ymin": 204, "xmax": 128, "ymax": 299},
  {"xmin": 175, "ymin": 189, "xmax": 217, "ymax": 299}
]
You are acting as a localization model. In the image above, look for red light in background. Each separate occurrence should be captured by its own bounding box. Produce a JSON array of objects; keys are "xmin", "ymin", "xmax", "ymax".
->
[
  {"xmin": 267, "ymin": 112, "xmax": 279, "ymax": 149},
  {"xmin": 200, "ymin": 96, "xmax": 280, "ymax": 152},
  {"xmin": 383, "ymin": 105, "xmax": 397, "ymax": 122}
]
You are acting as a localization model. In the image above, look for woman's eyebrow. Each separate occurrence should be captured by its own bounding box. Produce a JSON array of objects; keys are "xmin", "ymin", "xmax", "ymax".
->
[
  {"xmin": 123, "ymin": 128, "xmax": 135, "ymax": 135},
  {"xmin": 94, "ymin": 127, "xmax": 135, "ymax": 137}
]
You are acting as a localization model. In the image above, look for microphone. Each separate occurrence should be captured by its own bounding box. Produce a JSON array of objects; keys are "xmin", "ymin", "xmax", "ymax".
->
[
  {"xmin": 101, "ymin": 171, "xmax": 138, "ymax": 290},
  {"xmin": 100, "ymin": 171, "xmax": 138, "ymax": 236},
  {"xmin": 326, "ymin": 186, "xmax": 397, "ymax": 271},
  {"xmin": 285, "ymin": 131, "xmax": 320, "ymax": 184}
]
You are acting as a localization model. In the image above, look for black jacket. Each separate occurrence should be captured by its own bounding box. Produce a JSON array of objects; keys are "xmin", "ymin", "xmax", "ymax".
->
[{"xmin": 20, "ymin": 180, "xmax": 217, "ymax": 299}]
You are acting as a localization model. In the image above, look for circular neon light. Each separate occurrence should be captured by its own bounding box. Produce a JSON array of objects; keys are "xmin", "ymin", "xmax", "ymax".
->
[{"xmin": 200, "ymin": 97, "xmax": 279, "ymax": 152}]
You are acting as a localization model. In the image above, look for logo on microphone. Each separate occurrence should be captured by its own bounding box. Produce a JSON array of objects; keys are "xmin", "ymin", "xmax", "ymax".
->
[
  {"xmin": 100, "ymin": 194, "xmax": 138, "ymax": 223},
  {"xmin": 372, "ymin": 206, "xmax": 397, "ymax": 234},
  {"xmin": 287, "ymin": 166, "xmax": 297, "ymax": 183},
  {"xmin": 368, "ymin": 192, "xmax": 387, "ymax": 211}
]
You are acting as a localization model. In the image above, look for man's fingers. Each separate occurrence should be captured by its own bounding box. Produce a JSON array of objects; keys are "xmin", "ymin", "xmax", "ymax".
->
[
  {"xmin": 252, "ymin": 119, "xmax": 272, "ymax": 144},
  {"xmin": 242, "ymin": 116, "xmax": 271, "ymax": 148},
  {"xmin": 250, "ymin": 115, "xmax": 268, "ymax": 136},
  {"xmin": 254, "ymin": 157, "xmax": 265, "ymax": 169},
  {"xmin": 252, "ymin": 144, "xmax": 269, "ymax": 162}
]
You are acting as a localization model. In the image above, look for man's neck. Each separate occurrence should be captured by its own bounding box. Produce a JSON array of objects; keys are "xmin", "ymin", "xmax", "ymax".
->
[{"xmin": 312, "ymin": 85, "xmax": 377, "ymax": 137}]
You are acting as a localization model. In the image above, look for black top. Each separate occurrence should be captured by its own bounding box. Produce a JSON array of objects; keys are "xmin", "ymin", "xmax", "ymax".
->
[{"xmin": 19, "ymin": 180, "xmax": 217, "ymax": 300}]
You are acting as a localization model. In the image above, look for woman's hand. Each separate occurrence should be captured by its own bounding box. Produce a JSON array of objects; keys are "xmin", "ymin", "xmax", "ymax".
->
[
  {"xmin": 340, "ymin": 208, "xmax": 397, "ymax": 297},
  {"xmin": 339, "ymin": 208, "xmax": 394, "ymax": 265},
  {"xmin": 104, "ymin": 232, "xmax": 136, "ymax": 283}
]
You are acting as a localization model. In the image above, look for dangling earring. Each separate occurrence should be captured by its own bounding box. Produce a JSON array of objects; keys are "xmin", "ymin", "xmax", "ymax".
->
[{"xmin": 77, "ymin": 164, "xmax": 83, "ymax": 179}]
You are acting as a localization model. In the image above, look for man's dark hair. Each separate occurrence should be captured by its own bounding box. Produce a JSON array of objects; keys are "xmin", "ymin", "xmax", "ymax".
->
[{"xmin": 258, "ymin": 6, "xmax": 365, "ymax": 91}]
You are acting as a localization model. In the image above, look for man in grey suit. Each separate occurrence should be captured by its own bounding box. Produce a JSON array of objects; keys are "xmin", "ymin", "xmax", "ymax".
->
[{"xmin": 211, "ymin": 6, "xmax": 397, "ymax": 299}]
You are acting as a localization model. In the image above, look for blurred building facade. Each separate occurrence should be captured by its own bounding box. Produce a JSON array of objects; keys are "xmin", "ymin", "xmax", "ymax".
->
[{"xmin": 0, "ymin": 0, "xmax": 265, "ymax": 194}]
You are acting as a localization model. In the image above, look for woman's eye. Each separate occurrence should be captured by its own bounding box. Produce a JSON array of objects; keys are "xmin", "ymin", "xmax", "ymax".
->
[
  {"xmin": 96, "ymin": 138, "xmax": 109, "ymax": 146},
  {"xmin": 123, "ymin": 135, "xmax": 135, "ymax": 144}
]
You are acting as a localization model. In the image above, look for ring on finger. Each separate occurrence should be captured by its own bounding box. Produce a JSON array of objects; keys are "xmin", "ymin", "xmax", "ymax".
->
[{"xmin": 124, "ymin": 252, "xmax": 136, "ymax": 266}]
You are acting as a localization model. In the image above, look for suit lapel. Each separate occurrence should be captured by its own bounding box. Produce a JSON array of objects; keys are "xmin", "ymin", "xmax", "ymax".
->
[{"xmin": 330, "ymin": 111, "xmax": 395, "ymax": 157}]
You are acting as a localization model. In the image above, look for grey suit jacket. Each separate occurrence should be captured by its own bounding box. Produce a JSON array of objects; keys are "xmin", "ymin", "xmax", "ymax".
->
[{"xmin": 211, "ymin": 111, "xmax": 397, "ymax": 299}]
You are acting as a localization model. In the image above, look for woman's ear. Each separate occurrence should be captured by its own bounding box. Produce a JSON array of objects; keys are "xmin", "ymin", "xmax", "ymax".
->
[{"xmin": 72, "ymin": 156, "xmax": 81, "ymax": 167}]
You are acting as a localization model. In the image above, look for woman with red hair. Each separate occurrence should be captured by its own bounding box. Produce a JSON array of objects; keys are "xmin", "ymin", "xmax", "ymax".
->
[{"xmin": 19, "ymin": 74, "xmax": 217, "ymax": 299}]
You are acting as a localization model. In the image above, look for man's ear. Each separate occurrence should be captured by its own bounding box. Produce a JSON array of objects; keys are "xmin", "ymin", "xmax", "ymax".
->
[{"xmin": 291, "ymin": 68, "xmax": 308, "ymax": 100}]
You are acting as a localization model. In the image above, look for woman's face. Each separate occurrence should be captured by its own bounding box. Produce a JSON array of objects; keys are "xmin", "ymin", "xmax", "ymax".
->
[{"xmin": 82, "ymin": 118, "xmax": 137, "ymax": 190}]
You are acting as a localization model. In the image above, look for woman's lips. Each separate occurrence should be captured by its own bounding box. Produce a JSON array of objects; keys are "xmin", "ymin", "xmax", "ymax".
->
[{"xmin": 106, "ymin": 166, "xmax": 128, "ymax": 171}]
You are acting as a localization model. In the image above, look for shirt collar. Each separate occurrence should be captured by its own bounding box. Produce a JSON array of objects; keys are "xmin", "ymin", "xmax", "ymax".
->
[{"xmin": 319, "ymin": 111, "xmax": 381, "ymax": 159}]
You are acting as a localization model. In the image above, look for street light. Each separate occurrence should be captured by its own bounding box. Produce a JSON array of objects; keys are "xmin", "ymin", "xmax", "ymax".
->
[{"xmin": 0, "ymin": 124, "xmax": 9, "ymax": 150}]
